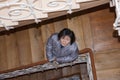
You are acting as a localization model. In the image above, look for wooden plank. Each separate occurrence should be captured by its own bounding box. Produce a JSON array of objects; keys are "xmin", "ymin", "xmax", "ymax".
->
[
  {"xmin": 80, "ymin": 64, "xmax": 89, "ymax": 80},
  {"xmin": 53, "ymin": 68, "xmax": 63, "ymax": 79},
  {"xmin": 97, "ymin": 68, "xmax": 120, "ymax": 80},
  {"xmin": 39, "ymin": 27, "xmax": 47, "ymax": 60},
  {"xmin": 95, "ymin": 49, "xmax": 120, "ymax": 71},
  {"xmin": 17, "ymin": 75, "xmax": 30, "ymax": 80},
  {"xmin": 62, "ymin": 66, "xmax": 72, "ymax": 77},
  {"xmin": 29, "ymin": 73, "xmax": 38, "ymax": 80},
  {"xmin": 6, "ymin": 77, "xmax": 20, "ymax": 80},
  {"xmin": 0, "ymin": 35, "xmax": 8, "ymax": 71},
  {"xmin": 46, "ymin": 70, "xmax": 55, "ymax": 80},
  {"xmin": 79, "ymin": 0, "xmax": 109, "ymax": 10},
  {"xmin": 71, "ymin": 64, "xmax": 81, "ymax": 74},
  {"xmin": 67, "ymin": 15, "xmax": 85, "ymax": 50},
  {"xmin": 90, "ymin": 8, "xmax": 120, "ymax": 51},
  {"xmin": 53, "ymin": 16, "xmax": 68, "ymax": 32},
  {"xmin": 81, "ymin": 14, "xmax": 94, "ymax": 49},
  {"xmin": 41, "ymin": 21, "xmax": 55, "ymax": 59},
  {"xmin": 15, "ymin": 30, "xmax": 32, "ymax": 65},
  {"xmin": 5, "ymin": 33, "xmax": 20, "ymax": 69},
  {"xmin": 37, "ymin": 72, "xmax": 46, "ymax": 80},
  {"xmin": 29, "ymin": 27, "xmax": 44, "ymax": 62}
]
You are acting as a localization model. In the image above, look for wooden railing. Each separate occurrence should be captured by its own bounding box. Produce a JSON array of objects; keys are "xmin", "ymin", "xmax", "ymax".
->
[
  {"xmin": 0, "ymin": 48, "xmax": 97, "ymax": 80},
  {"xmin": 80, "ymin": 48, "xmax": 97, "ymax": 80}
]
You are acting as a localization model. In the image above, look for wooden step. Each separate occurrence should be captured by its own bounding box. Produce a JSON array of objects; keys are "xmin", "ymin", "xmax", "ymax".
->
[
  {"xmin": 94, "ymin": 49, "xmax": 120, "ymax": 71},
  {"xmin": 97, "ymin": 68, "xmax": 120, "ymax": 80}
]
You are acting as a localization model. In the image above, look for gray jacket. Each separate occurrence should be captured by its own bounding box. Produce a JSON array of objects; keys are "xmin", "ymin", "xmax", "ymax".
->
[{"xmin": 46, "ymin": 33, "xmax": 79, "ymax": 63}]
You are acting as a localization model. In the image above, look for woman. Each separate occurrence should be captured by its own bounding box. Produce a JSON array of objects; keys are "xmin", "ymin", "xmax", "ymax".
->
[{"xmin": 46, "ymin": 28, "xmax": 79, "ymax": 64}]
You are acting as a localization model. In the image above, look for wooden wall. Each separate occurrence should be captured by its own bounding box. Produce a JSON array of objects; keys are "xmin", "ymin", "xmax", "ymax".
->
[{"xmin": 0, "ymin": 4, "xmax": 120, "ymax": 80}]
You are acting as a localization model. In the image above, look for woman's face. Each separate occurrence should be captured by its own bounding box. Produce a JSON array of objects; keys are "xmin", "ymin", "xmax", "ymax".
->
[{"xmin": 60, "ymin": 36, "xmax": 71, "ymax": 46}]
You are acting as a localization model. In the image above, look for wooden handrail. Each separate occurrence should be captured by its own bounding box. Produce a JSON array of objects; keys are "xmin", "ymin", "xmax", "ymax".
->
[
  {"xmin": 0, "ymin": 48, "xmax": 97, "ymax": 80},
  {"xmin": 0, "ymin": 60, "xmax": 48, "ymax": 74},
  {"xmin": 79, "ymin": 48, "xmax": 97, "ymax": 80}
]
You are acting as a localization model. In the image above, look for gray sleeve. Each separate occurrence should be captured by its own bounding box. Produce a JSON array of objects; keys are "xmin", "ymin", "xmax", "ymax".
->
[
  {"xmin": 46, "ymin": 36, "xmax": 55, "ymax": 62},
  {"xmin": 56, "ymin": 43, "xmax": 79, "ymax": 63}
]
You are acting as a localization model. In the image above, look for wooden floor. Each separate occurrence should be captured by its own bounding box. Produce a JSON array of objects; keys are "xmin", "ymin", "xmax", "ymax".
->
[{"xmin": 95, "ymin": 49, "xmax": 120, "ymax": 80}]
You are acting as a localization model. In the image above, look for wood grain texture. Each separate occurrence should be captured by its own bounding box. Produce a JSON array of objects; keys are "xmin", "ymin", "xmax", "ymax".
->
[
  {"xmin": 29, "ymin": 27, "xmax": 44, "ymax": 62},
  {"xmin": 41, "ymin": 22, "xmax": 55, "ymax": 60},
  {"xmin": 0, "ymin": 36, "xmax": 8, "ymax": 71},
  {"xmin": 62, "ymin": 66, "xmax": 72, "ymax": 77},
  {"xmin": 97, "ymin": 68, "xmax": 120, "ymax": 80},
  {"xmin": 80, "ymin": 64, "xmax": 89, "ymax": 80},
  {"xmin": 53, "ymin": 16, "xmax": 68, "ymax": 32},
  {"xmin": 95, "ymin": 49, "xmax": 120, "ymax": 71},
  {"xmin": 90, "ymin": 8, "xmax": 120, "ymax": 51},
  {"xmin": 15, "ymin": 30, "xmax": 32, "ymax": 65},
  {"xmin": 81, "ymin": 14, "xmax": 94, "ymax": 50},
  {"xmin": 5, "ymin": 33, "xmax": 20, "ymax": 69},
  {"xmin": 67, "ymin": 15, "xmax": 85, "ymax": 50}
]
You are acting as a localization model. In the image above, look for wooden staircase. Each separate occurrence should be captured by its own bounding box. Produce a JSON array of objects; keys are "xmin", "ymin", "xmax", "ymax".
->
[
  {"xmin": 0, "ymin": 0, "xmax": 109, "ymax": 31},
  {"xmin": 0, "ymin": 48, "xmax": 97, "ymax": 80}
]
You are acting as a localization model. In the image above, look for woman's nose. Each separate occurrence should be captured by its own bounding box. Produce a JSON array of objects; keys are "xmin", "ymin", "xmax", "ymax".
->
[{"xmin": 63, "ymin": 40, "xmax": 66, "ymax": 43}]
